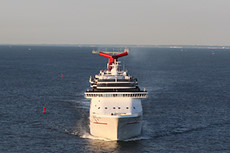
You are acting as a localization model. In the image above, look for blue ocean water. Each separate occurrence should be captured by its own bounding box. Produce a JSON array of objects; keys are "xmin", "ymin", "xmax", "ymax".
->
[{"xmin": 0, "ymin": 45, "xmax": 230, "ymax": 152}]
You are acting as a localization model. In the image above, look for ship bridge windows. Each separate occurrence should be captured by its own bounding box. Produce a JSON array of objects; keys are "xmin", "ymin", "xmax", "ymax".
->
[
  {"xmin": 85, "ymin": 93, "xmax": 147, "ymax": 98},
  {"xmin": 97, "ymin": 83, "xmax": 135, "ymax": 87}
]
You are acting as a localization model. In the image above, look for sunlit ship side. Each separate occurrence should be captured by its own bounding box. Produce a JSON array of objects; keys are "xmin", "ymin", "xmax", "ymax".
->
[{"xmin": 85, "ymin": 50, "xmax": 147, "ymax": 140}]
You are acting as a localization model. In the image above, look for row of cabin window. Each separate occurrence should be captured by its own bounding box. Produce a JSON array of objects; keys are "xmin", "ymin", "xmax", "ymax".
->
[
  {"xmin": 86, "ymin": 94, "xmax": 146, "ymax": 97},
  {"xmin": 97, "ymin": 106, "xmax": 136, "ymax": 109}
]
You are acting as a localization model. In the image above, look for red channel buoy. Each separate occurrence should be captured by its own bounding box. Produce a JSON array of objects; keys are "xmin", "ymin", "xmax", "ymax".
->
[{"xmin": 43, "ymin": 107, "xmax": 46, "ymax": 113}]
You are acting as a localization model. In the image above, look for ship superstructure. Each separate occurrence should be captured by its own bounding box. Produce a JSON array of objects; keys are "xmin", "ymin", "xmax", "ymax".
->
[{"xmin": 85, "ymin": 49, "xmax": 147, "ymax": 140}]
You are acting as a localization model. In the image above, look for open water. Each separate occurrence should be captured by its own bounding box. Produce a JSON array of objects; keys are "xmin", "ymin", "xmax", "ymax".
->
[{"xmin": 0, "ymin": 45, "xmax": 230, "ymax": 152}]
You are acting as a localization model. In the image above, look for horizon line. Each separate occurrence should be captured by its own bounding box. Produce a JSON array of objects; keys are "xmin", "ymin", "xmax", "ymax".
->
[{"xmin": 0, "ymin": 43, "xmax": 230, "ymax": 47}]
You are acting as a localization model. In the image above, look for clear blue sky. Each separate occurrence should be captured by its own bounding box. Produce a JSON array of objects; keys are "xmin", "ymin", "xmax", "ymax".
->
[{"xmin": 0, "ymin": 0, "xmax": 230, "ymax": 45}]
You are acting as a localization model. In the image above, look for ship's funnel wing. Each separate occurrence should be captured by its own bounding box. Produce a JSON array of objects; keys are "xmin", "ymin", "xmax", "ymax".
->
[
  {"xmin": 99, "ymin": 51, "xmax": 128, "ymax": 59},
  {"xmin": 99, "ymin": 52, "xmax": 113, "ymax": 59},
  {"xmin": 113, "ymin": 52, "xmax": 128, "ymax": 58},
  {"xmin": 99, "ymin": 52, "xmax": 115, "ymax": 67},
  {"xmin": 99, "ymin": 51, "xmax": 128, "ymax": 70}
]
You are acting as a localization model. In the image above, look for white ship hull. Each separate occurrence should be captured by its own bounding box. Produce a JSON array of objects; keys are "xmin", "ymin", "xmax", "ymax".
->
[
  {"xmin": 90, "ymin": 114, "xmax": 142, "ymax": 140},
  {"xmin": 85, "ymin": 51, "xmax": 147, "ymax": 141}
]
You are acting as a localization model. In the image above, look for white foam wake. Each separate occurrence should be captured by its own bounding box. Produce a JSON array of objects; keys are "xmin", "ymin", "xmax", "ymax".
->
[
  {"xmin": 69, "ymin": 129, "xmax": 114, "ymax": 141},
  {"xmin": 80, "ymin": 132, "xmax": 114, "ymax": 141},
  {"xmin": 70, "ymin": 129, "xmax": 150, "ymax": 142},
  {"xmin": 123, "ymin": 136, "xmax": 150, "ymax": 141}
]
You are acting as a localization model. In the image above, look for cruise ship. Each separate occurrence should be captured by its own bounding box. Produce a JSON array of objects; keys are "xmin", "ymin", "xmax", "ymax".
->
[{"xmin": 85, "ymin": 49, "xmax": 147, "ymax": 140}]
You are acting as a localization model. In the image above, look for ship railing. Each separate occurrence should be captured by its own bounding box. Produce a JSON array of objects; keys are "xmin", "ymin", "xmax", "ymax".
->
[{"xmin": 85, "ymin": 92, "xmax": 148, "ymax": 98}]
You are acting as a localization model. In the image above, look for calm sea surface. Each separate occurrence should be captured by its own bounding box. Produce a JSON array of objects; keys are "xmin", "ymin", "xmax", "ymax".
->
[{"xmin": 0, "ymin": 45, "xmax": 230, "ymax": 152}]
